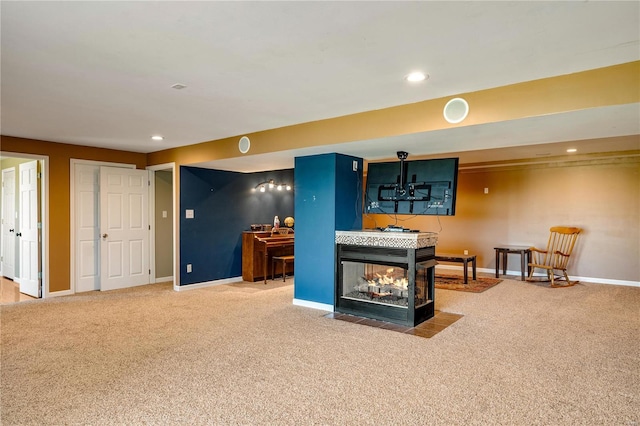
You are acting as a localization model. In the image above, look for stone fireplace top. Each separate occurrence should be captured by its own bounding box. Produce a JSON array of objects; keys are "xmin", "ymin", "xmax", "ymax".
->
[{"xmin": 335, "ymin": 230, "xmax": 438, "ymax": 249}]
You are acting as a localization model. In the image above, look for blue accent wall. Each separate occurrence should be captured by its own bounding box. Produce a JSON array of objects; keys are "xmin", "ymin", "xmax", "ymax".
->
[
  {"xmin": 180, "ymin": 166, "xmax": 293, "ymax": 285},
  {"xmin": 294, "ymin": 153, "xmax": 363, "ymax": 306}
]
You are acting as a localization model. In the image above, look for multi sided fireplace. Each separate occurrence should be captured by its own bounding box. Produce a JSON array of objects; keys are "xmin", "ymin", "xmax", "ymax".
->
[{"xmin": 335, "ymin": 230, "xmax": 438, "ymax": 326}]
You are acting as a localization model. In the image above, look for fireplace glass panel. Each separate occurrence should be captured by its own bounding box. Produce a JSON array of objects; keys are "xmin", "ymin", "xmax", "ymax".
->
[
  {"xmin": 341, "ymin": 261, "xmax": 431, "ymax": 308},
  {"xmin": 415, "ymin": 261, "xmax": 431, "ymax": 308}
]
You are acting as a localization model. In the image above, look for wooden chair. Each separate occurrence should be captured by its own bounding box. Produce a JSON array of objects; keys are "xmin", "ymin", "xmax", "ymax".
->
[
  {"xmin": 527, "ymin": 226, "xmax": 582, "ymax": 287},
  {"xmin": 271, "ymin": 227, "xmax": 292, "ymax": 236}
]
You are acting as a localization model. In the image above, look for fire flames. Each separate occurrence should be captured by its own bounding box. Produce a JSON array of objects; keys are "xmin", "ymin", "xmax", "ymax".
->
[
  {"xmin": 372, "ymin": 268, "xmax": 408, "ymax": 288},
  {"xmin": 355, "ymin": 267, "xmax": 408, "ymax": 298}
]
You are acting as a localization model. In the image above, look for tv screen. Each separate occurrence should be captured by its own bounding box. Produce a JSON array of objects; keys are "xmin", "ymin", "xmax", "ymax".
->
[{"xmin": 365, "ymin": 157, "xmax": 459, "ymax": 216}]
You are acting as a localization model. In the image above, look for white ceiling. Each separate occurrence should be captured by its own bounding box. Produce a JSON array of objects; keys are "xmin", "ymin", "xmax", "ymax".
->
[{"xmin": 1, "ymin": 1, "xmax": 639, "ymax": 170}]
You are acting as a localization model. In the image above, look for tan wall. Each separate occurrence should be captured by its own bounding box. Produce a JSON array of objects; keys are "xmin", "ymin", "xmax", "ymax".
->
[
  {"xmin": 1, "ymin": 136, "xmax": 147, "ymax": 292},
  {"xmin": 154, "ymin": 170, "xmax": 173, "ymax": 279},
  {"xmin": 364, "ymin": 154, "xmax": 640, "ymax": 282}
]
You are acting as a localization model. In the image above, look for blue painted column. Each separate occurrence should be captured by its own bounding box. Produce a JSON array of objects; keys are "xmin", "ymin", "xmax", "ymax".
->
[{"xmin": 293, "ymin": 153, "xmax": 363, "ymax": 310}]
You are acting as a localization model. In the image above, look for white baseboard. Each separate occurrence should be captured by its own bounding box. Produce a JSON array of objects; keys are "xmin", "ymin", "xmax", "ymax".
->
[
  {"xmin": 438, "ymin": 265, "xmax": 640, "ymax": 288},
  {"xmin": 570, "ymin": 275, "xmax": 639, "ymax": 287},
  {"xmin": 155, "ymin": 275, "xmax": 173, "ymax": 283},
  {"xmin": 292, "ymin": 298, "xmax": 334, "ymax": 312},
  {"xmin": 175, "ymin": 276, "xmax": 242, "ymax": 291}
]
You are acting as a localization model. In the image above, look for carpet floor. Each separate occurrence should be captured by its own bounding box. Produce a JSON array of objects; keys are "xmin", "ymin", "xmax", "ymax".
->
[{"xmin": 1, "ymin": 278, "xmax": 639, "ymax": 425}]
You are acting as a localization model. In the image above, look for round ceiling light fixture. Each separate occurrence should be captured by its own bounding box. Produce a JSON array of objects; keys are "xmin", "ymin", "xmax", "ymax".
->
[
  {"xmin": 405, "ymin": 71, "xmax": 428, "ymax": 82},
  {"xmin": 443, "ymin": 97, "xmax": 469, "ymax": 124},
  {"xmin": 238, "ymin": 136, "xmax": 251, "ymax": 154},
  {"xmin": 151, "ymin": 135, "xmax": 164, "ymax": 141}
]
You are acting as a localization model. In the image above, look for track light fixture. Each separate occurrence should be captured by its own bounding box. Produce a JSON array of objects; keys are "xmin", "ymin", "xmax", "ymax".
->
[{"xmin": 253, "ymin": 179, "xmax": 292, "ymax": 193}]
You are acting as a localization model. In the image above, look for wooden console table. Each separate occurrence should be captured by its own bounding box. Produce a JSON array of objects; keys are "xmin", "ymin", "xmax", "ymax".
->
[
  {"xmin": 494, "ymin": 245, "xmax": 531, "ymax": 281},
  {"xmin": 435, "ymin": 253, "xmax": 477, "ymax": 284}
]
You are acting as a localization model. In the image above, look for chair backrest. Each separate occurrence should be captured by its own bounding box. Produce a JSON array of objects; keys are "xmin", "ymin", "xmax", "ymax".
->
[
  {"xmin": 545, "ymin": 226, "xmax": 581, "ymax": 268},
  {"xmin": 272, "ymin": 227, "xmax": 291, "ymax": 235}
]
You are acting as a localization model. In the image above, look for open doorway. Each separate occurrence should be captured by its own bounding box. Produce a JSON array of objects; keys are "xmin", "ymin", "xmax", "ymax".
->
[
  {"xmin": 0, "ymin": 153, "xmax": 48, "ymax": 304},
  {"xmin": 147, "ymin": 163, "xmax": 176, "ymax": 288}
]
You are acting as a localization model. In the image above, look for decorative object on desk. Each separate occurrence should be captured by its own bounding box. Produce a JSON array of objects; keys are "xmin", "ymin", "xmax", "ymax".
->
[
  {"xmin": 284, "ymin": 216, "xmax": 294, "ymax": 228},
  {"xmin": 273, "ymin": 215, "xmax": 280, "ymax": 229},
  {"xmin": 527, "ymin": 226, "xmax": 582, "ymax": 287},
  {"xmin": 435, "ymin": 275, "xmax": 502, "ymax": 293},
  {"xmin": 253, "ymin": 179, "xmax": 292, "ymax": 193}
]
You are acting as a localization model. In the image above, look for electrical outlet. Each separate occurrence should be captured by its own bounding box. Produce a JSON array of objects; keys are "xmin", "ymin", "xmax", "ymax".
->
[
  {"xmin": 484, "ymin": 188, "xmax": 489, "ymax": 194},
  {"xmin": 352, "ymin": 160, "xmax": 358, "ymax": 171},
  {"xmin": 186, "ymin": 264, "xmax": 192, "ymax": 273},
  {"xmin": 463, "ymin": 250, "xmax": 469, "ymax": 255}
]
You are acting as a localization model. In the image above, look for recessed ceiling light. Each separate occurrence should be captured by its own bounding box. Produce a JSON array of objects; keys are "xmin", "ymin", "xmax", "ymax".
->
[
  {"xmin": 566, "ymin": 148, "xmax": 577, "ymax": 153},
  {"xmin": 171, "ymin": 83, "xmax": 187, "ymax": 90},
  {"xmin": 405, "ymin": 72, "xmax": 428, "ymax": 82},
  {"xmin": 151, "ymin": 135, "xmax": 164, "ymax": 141}
]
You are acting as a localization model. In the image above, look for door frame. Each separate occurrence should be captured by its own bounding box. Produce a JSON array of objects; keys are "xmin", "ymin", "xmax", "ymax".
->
[
  {"xmin": 1, "ymin": 167, "xmax": 16, "ymax": 280},
  {"xmin": 146, "ymin": 162, "xmax": 177, "ymax": 290},
  {"xmin": 69, "ymin": 159, "xmax": 135, "ymax": 294},
  {"xmin": 0, "ymin": 152, "xmax": 49, "ymax": 298}
]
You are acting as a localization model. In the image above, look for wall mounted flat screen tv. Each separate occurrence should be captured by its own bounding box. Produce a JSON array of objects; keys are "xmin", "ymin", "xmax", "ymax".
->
[{"xmin": 365, "ymin": 157, "xmax": 459, "ymax": 216}]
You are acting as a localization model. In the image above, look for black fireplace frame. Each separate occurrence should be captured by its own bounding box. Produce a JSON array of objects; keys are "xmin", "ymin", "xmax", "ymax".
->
[{"xmin": 335, "ymin": 244, "xmax": 436, "ymax": 326}]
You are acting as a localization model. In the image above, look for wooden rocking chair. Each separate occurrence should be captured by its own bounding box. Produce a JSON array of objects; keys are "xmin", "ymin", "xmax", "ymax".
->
[{"xmin": 527, "ymin": 226, "xmax": 582, "ymax": 287}]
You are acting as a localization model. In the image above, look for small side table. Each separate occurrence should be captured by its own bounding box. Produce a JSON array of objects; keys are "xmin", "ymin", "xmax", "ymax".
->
[{"xmin": 494, "ymin": 245, "xmax": 531, "ymax": 281}]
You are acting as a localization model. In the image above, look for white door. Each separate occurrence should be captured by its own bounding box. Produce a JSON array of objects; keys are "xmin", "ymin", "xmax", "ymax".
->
[
  {"xmin": 18, "ymin": 161, "xmax": 41, "ymax": 298},
  {"xmin": 75, "ymin": 164, "xmax": 100, "ymax": 292},
  {"xmin": 2, "ymin": 168, "xmax": 16, "ymax": 279},
  {"xmin": 100, "ymin": 167, "xmax": 150, "ymax": 291}
]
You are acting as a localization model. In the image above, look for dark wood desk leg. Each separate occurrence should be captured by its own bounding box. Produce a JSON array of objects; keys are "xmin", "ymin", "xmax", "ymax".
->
[
  {"xmin": 495, "ymin": 250, "xmax": 500, "ymax": 278},
  {"xmin": 520, "ymin": 251, "xmax": 525, "ymax": 281},
  {"xmin": 264, "ymin": 253, "xmax": 268, "ymax": 284},
  {"xmin": 502, "ymin": 252, "xmax": 508, "ymax": 275},
  {"xmin": 463, "ymin": 259, "xmax": 468, "ymax": 284},
  {"xmin": 472, "ymin": 256, "xmax": 477, "ymax": 281},
  {"xmin": 282, "ymin": 260, "xmax": 286, "ymax": 282}
]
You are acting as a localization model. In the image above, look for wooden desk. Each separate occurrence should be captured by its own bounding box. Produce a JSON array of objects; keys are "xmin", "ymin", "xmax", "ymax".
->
[
  {"xmin": 494, "ymin": 245, "xmax": 531, "ymax": 281},
  {"xmin": 256, "ymin": 235, "xmax": 294, "ymax": 283},
  {"xmin": 242, "ymin": 231, "xmax": 294, "ymax": 282},
  {"xmin": 435, "ymin": 253, "xmax": 477, "ymax": 284}
]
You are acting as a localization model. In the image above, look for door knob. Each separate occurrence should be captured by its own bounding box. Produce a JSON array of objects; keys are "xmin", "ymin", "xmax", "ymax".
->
[
  {"xmin": 102, "ymin": 233, "xmax": 108, "ymax": 239},
  {"xmin": 16, "ymin": 232, "xmax": 22, "ymax": 237},
  {"xmin": 9, "ymin": 229, "xmax": 14, "ymax": 233}
]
